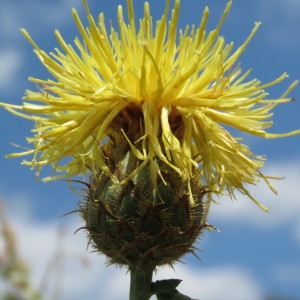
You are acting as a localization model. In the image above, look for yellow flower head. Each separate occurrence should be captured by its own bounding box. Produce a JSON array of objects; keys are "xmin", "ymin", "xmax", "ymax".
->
[{"xmin": 1, "ymin": 0, "xmax": 299, "ymax": 210}]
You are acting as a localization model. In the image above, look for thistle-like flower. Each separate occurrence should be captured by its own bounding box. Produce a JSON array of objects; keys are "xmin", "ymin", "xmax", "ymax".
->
[
  {"xmin": 1, "ymin": 0, "xmax": 299, "ymax": 299},
  {"xmin": 2, "ymin": 0, "xmax": 299, "ymax": 207}
]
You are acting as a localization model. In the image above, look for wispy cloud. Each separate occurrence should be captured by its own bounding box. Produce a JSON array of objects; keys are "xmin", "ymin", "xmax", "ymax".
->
[
  {"xmin": 4, "ymin": 210, "xmax": 265, "ymax": 300},
  {"xmin": 0, "ymin": 49, "xmax": 23, "ymax": 91},
  {"xmin": 151, "ymin": 264, "xmax": 263, "ymax": 300},
  {"xmin": 256, "ymin": 0, "xmax": 300, "ymax": 18},
  {"xmin": 254, "ymin": 0, "xmax": 300, "ymax": 47},
  {"xmin": 209, "ymin": 159, "xmax": 300, "ymax": 233},
  {"xmin": 272, "ymin": 263, "xmax": 300, "ymax": 285},
  {"xmin": 9, "ymin": 214, "xmax": 129, "ymax": 300},
  {"xmin": 0, "ymin": 1, "xmax": 83, "ymax": 38},
  {"xmin": 295, "ymin": 221, "xmax": 300, "ymax": 245},
  {"xmin": 2, "ymin": 160, "xmax": 299, "ymax": 299}
]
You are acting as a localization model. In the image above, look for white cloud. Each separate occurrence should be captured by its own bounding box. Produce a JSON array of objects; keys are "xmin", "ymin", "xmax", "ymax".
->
[
  {"xmin": 0, "ymin": 1, "xmax": 90, "ymax": 92},
  {"xmin": 209, "ymin": 160, "xmax": 300, "ymax": 232},
  {"xmin": 1, "ymin": 159, "xmax": 299, "ymax": 299},
  {"xmin": 254, "ymin": 0, "xmax": 300, "ymax": 47},
  {"xmin": 9, "ymin": 214, "xmax": 130, "ymax": 300},
  {"xmin": 21, "ymin": 1, "xmax": 84, "ymax": 31},
  {"xmin": 151, "ymin": 264, "xmax": 263, "ymax": 300},
  {"xmin": 2, "ymin": 211, "xmax": 265, "ymax": 300},
  {"xmin": 272, "ymin": 263, "xmax": 300, "ymax": 285},
  {"xmin": 0, "ymin": 1, "xmax": 83, "ymax": 34},
  {"xmin": 256, "ymin": 0, "xmax": 300, "ymax": 18},
  {"xmin": 295, "ymin": 221, "xmax": 300, "ymax": 246},
  {"xmin": 0, "ymin": 49, "xmax": 23, "ymax": 91}
]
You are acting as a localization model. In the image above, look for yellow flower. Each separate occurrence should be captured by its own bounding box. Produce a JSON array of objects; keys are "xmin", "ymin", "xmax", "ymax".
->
[{"xmin": 1, "ymin": 0, "xmax": 299, "ymax": 210}]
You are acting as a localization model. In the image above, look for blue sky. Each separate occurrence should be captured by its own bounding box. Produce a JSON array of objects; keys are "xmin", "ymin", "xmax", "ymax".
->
[{"xmin": 0, "ymin": 0, "xmax": 300, "ymax": 299}]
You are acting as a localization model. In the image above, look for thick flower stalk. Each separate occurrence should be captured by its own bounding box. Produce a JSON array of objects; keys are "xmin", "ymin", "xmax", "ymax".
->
[{"xmin": 1, "ymin": 0, "xmax": 299, "ymax": 299}]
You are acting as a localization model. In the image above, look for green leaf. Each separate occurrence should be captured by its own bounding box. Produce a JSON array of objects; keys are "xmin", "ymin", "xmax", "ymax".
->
[
  {"xmin": 151, "ymin": 279, "xmax": 182, "ymax": 295},
  {"xmin": 151, "ymin": 279, "xmax": 198, "ymax": 300},
  {"xmin": 156, "ymin": 289, "xmax": 197, "ymax": 300}
]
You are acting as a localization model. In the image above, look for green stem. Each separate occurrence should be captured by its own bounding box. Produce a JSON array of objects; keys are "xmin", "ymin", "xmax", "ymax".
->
[{"xmin": 129, "ymin": 263, "xmax": 154, "ymax": 300}]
